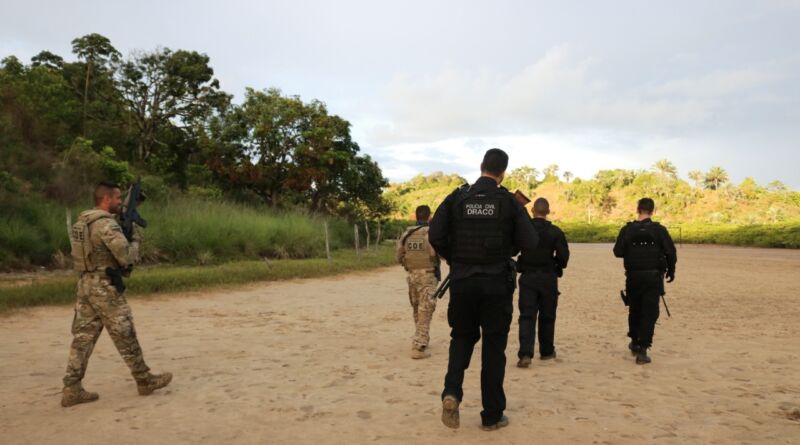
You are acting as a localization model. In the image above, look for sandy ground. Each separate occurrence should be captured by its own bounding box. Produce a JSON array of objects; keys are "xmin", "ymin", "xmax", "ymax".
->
[{"xmin": 1, "ymin": 244, "xmax": 799, "ymax": 444}]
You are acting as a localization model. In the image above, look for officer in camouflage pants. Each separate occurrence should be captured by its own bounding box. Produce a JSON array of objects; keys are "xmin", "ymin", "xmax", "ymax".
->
[
  {"xmin": 62, "ymin": 181, "xmax": 171, "ymax": 407},
  {"xmin": 396, "ymin": 205, "xmax": 441, "ymax": 359}
]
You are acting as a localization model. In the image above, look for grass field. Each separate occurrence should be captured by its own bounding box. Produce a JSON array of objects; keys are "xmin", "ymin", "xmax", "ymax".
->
[{"xmin": 0, "ymin": 245, "xmax": 395, "ymax": 313}]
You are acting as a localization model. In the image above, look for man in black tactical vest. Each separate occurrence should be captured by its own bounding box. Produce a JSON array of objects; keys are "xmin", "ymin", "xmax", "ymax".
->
[
  {"xmin": 516, "ymin": 198, "xmax": 570, "ymax": 368},
  {"xmin": 613, "ymin": 198, "xmax": 677, "ymax": 364},
  {"xmin": 429, "ymin": 149, "xmax": 539, "ymax": 431}
]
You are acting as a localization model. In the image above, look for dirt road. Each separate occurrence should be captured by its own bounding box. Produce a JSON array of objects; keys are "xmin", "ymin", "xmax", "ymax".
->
[{"xmin": 1, "ymin": 244, "xmax": 799, "ymax": 444}]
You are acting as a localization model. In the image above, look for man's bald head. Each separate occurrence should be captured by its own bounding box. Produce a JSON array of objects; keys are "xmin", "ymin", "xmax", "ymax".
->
[{"xmin": 533, "ymin": 197, "xmax": 550, "ymax": 217}]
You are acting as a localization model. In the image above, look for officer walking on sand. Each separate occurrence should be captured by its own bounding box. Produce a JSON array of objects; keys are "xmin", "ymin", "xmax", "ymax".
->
[
  {"xmin": 613, "ymin": 197, "xmax": 677, "ymax": 364},
  {"xmin": 62, "ymin": 181, "xmax": 171, "ymax": 407},
  {"xmin": 429, "ymin": 148, "xmax": 538, "ymax": 431},
  {"xmin": 516, "ymin": 197, "xmax": 569, "ymax": 368},
  {"xmin": 396, "ymin": 205, "xmax": 441, "ymax": 359}
]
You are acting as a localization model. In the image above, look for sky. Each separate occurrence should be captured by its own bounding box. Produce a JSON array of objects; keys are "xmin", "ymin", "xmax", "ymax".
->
[{"xmin": 2, "ymin": 0, "xmax": 798, "ymax": 187}]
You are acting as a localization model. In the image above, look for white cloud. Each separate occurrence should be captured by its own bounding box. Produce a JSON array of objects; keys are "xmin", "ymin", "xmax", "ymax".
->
[{"xmin": 363, "ymin": 46, "xmax": 785, "ymax": 146}]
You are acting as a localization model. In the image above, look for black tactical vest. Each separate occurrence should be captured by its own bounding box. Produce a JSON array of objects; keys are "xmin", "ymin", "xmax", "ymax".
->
[
  {"xmin": 448, "ymin": 186, "xmax": 515, "ymax": 264},
  {"xmin": 519, "ymin": 219, "xmax": 556, "ymax": 270},
  {"xmin": 623, "ymin": 221, "xmax": 667, "ymax": 272}
]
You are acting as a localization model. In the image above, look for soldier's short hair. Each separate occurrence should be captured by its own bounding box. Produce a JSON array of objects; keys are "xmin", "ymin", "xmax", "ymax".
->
[
  {"xmin": 94, "ymin": 181, "xmax": 121, "ymax": 205},
  {"xmin": 480, "ymin": 148, "xmax": 509, "ymax": 176},
  {"xmin": 533, "ymin": 197, "xmax": 550, "ymax": 216},
  {"xmin": 637, "ymin": 197, "xmax": 655, "ymax": 213},
  {"xmin": 416, "ymin": 205, "xmax": 431, "ymax": 222}
]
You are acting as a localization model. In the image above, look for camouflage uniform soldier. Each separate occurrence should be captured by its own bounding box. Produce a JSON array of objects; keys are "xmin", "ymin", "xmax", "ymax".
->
[
  {"xmin": 396, "ymin": 205, "xmax": 441, "ymax": 359},
  {"xmin": 62, "ymin": 181, "xmax": 171, "ymax": 407}
]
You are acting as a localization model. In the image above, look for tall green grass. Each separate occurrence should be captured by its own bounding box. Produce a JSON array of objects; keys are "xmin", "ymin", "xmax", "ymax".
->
[
  {"xmin": 0, "ymin": 196, "xmax": 359, "ymax": 270},
  {"xmin": 0, "ymin": 245, "xmax": 395, "ymax": 313},
  {"xmin": 559, "ymin": 221, "xmax": 800, "ymax": 248}
]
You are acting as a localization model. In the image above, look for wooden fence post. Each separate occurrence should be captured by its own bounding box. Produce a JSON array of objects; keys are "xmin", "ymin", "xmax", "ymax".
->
[
  {"xmin": 375, "ymin": 221, "xmax": 382, "ymax": 250},
  {"xmin": 324, "ymin": 220, "xmax": 332, "ymax": 263},
  {"xmin": 364, "ymin": 221, "xmax": 371, "ymax": 251},
  {"xmin": 354, "ymin": 224, "xmax": 360, "ymax": 255}
]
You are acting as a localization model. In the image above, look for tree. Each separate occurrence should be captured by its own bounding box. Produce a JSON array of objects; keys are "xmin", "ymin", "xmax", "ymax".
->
[
  {"xmin": 30, "ymin": 51, "xmax": 64, "ymax": 70},
  {"xmin": 71, "ymin": 34, "xmax": 121, "ymax": 135},
  {"xmin": 506, "ymin": 166, "xmax": 539, "ymax": 190},
  {"xmin": 117, "ymin": 47, "xmax": 228, "ymax": 163},
  {"xmin": 767, "ymin": 180, "xmax": 788, "ymax": 192},
  {"xmin": 704, "ymin": 166, "xmax": 729, "ymax": 190},
  {"xmin": 542, "ymin": 164, "xmax": 560, "ymax": 182},
  {"xmin": 562, "ymin": 171, "xmax": 573, "ymax": 183},
  {"xmin": 653, "ymin": 159, "xmax": 678, "ymax": 179},
  {"xmin": 688, "ymin": 170, "xmax": 703, "ymax": 188}
]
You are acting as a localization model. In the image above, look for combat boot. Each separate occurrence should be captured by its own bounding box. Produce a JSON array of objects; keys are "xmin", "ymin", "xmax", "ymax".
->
[
  {"xmin": 481, "ymin": 415, "xmax": 510, "ymax": 431},
  {"xmin": 411, "ymin": 348, "xmax": 431, "ymax": 359},
  {"xmin": 517, "ymin": 356, "xmax": 532, "ymax": 368},
  {"xmin": 628, "ymin": 341, "xmax": 641, "ymax": 355},
  {"xmin": 441, "ymin": 395, "xmax": 460, "ymax": 429},
  {"xmin": 635, "ymin": 349, "xmax": 651, "ymax": 365},
  {"xmin": 61, "ymin": 383, "xmax": 99, "ymax": 407},
  {"xmin": 540, "ymin": 351, "xmax": 557, "ymax": 360},
  {"xmin": 136, "ymin": 372, "xmax": 173, "ymax": 395}
]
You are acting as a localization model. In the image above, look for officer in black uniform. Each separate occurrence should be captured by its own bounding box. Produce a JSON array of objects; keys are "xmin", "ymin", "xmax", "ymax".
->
[
  {"xmin": 613, "ymin": 198, "xmax": 677, "ymax": 364},
  {"xmin": 516, "ymin": 197, "xmax": 569, "ymax": 368},
  {"xmin": 429, "ymin": 148, "xmax": 539, "ymax": 431}
]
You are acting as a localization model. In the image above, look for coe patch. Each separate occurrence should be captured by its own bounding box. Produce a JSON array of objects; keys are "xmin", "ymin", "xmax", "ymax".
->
[
  {"xmin": 406, "ymin": 238, "xmax": 425, "ymax": 251},
  {"xmin": 462, "ymin": 198, "xmax": 500, "ymax": 219}
]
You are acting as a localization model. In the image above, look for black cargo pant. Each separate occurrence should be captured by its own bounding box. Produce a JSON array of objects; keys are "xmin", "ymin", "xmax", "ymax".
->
[
  {"xmin": 626, "ymin": 270, "xmax": 664, "ymax": 349},
  {"xmin": 442, "ymin": 273, "xmax": 514, "ymax": 426},
  {"xmin": 518, "ymin": 271, "xmax": 559, "ymax": 358}
]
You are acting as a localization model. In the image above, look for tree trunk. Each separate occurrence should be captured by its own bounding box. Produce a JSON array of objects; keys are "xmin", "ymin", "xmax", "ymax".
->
[
  {"xmin": 364, "ymin": 221, "xmax": 371, "ymax": 250},
  {"xmin": 82, "ymin": 53, "xmax": 93, "ymax": 136}
]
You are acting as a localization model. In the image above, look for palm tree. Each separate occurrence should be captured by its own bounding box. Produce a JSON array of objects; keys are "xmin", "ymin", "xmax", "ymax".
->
[
  {"xmin": 688, "ymin": 170, "xmax": 703, "ymax": 188},
  {"xmin": 704, "ymin": 166, "xmax": 729, "ymax": 190},
  {"xmin": 563, "ymin": 171, "xmax": 574, "ymax": 183},
  {"xmin": 653, "ymin": 159, "xmax": 678, "ymax": 179}
]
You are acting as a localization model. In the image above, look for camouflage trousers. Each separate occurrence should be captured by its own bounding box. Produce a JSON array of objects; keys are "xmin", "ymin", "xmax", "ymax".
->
[
  {"xmin": 407, "ymin": 270, "xmax": 438, "ymax": 350},
  {"xmin": 63, "ymin": 274, "xmax": 150, "ymax": 387}
]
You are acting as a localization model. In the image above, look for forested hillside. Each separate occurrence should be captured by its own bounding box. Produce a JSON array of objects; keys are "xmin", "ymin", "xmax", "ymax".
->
[{"xmin": 385, "ymin": 165, "xmax": 800, "ymax": 247}]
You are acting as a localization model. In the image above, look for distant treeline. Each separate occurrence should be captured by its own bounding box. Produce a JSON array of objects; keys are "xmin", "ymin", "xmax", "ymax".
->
[
  {"xmin": 0, "ymin": 34, "xmax": 389, "ymax": 219},
  {"xmin": 386, "ymin": 164, "xmax": 799, "ymax": 227}
]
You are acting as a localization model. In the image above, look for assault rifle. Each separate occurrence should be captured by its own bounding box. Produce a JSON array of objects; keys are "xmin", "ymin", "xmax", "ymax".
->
[
  {"xmin": 121, "ymin": 177, "xmax": 148, "ymax": 242},
  {"xmin": 620, "ymin": 289, "xmax": 672, "ymax": 317},
  {"xmin": 433, "ymin": 274, "xmax": 451, "ymax": 300}
]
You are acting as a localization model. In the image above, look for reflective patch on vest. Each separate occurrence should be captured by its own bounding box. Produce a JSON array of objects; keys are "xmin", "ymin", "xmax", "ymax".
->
[{"xmin": 462, "ymin": 198, "xmax": 500, "ymax": 219}]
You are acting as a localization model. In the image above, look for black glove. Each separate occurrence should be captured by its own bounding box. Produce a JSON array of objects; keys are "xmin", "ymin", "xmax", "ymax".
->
[{"xmin": 666, "ymin": 271, "xmax": 675, "ymax": 283}]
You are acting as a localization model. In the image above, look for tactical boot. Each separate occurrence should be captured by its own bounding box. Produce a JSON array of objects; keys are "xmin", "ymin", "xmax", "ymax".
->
[
  {"xmin": 411, "ymin": 348, "xmax": 431, "ymax": 359},
  {"xmin": 61, "ymin": 383, "xmax": 99, "ymax": 407},
  {"xmin": 481, "ymin": 415, "xmax": 510, "ymax": 431},
  {"xmin": 628, "ymin": 341, "xmax": 641, "ymax": 355},
  {"xmin": 517, "ymin": 356, "xmax": 532, "ymax": 368},
  {"xmin": 540, "ymin": 351, "xmax": 557, "ymax": 360},
  {"xmin": 137, "ymin": 372, "xmax": 173, "ymax": 395},
  {"xmin": 635, "ymin": 350, "xmax": 652, "ymax": 365},
  {"xmin": 441, "ymin": 395, "xmax": 460, "ymax": 429}
]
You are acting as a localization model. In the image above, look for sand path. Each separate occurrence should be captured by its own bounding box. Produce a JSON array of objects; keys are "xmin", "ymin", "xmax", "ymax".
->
[{"xmin": 1, "ymin": 244, "xmax": 799, "ymax": 444}]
